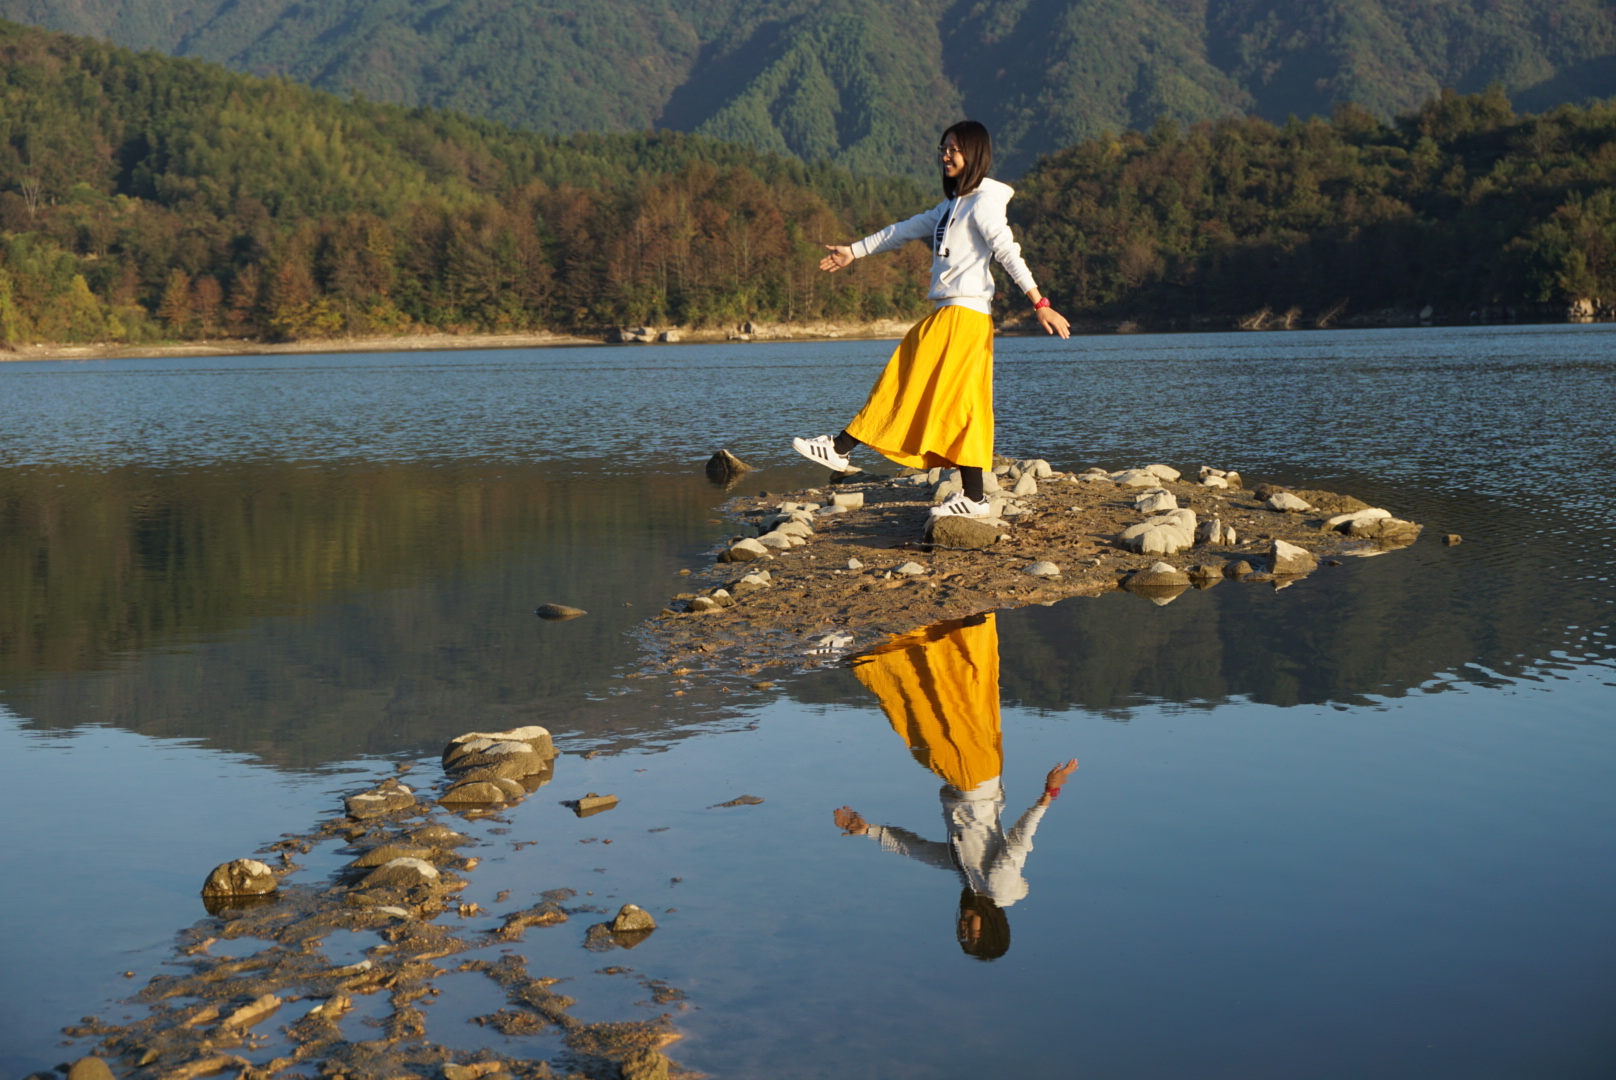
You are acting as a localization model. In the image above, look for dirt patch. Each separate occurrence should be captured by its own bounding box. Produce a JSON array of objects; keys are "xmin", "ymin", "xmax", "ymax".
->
[{"xmin": 636, "ymin": 460, "xmax": 1420, "ymax": 676}]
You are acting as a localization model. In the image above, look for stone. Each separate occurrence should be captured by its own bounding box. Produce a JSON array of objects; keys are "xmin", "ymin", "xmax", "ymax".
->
[
  {"xmin": 574, "ymin": 792, "xmax": 619, "ymax": 816},
  {"xmin": 621, "ymin": 1050, "xmax": 671, "ymax": 1080},
  {"xmin": 926, "ymin": 467, "xmax": 944, "ymax": 484},
  {"xmin": 924, "ymin": 514, "xmax": 1002, "ymax": 549},
  {"xmin": 1225, "ymin": 559, "xmax": 1255, "ymax": 578},
  {"xmin": 1270, "ymin": 540, "xmax": 1318, "ymax": 576},
  {"xmin": 725, "ymin": 537, "xmax": 769, "ymax": 562},
  {"xmin": 444, "ymin": 726, "xmax": 555, "ymax": 765},
  {"xmin": 894, "ymin": 562, "xmax": 926, "ymax": 576},
  {"xmin": 1025, "ymin": 561, "xmax": 1060, "ymax": 577},
  {"xmin": 1110, "ymin": 469, "xmax": 1160, "ymax": 487},
  {"xmin": 611, "ymin": 903, "xmax": 658, "ymax": 932},
  {"xmin": 438, "ymin": 778, "xmax": 525, "ymax": 805},
  {"xmin": 1199, "ymin": 466, "xmax": 1226, "ymax": 479},
  {"xmin": 201, "ymin": 859, "xmax": 278, "ymax": 898},
  {"xmin": 409, "ymin": 824, "xmax": 470, "ymax": 845},
  {"xmin": 981, "ymin": 470, "xmax": 1001, "ymax": 493},
  {"xmin": 1012, "ymin": 472, "xmax": 1039, "ymax": 497},
  {"xmin": 1195, "ymin": 516, "xmax": 1235, "ymax": 546},
  {"xmin": 757, "ymin": 533, "xmax": 793, "ymax": 550},
  {"xmin": 1348, "ymin": 516, "xmax": 1422, "ymax": 542},
  {"xmin": 1186, "ymin": 564, "xmax": 1222, "ymax": 588},
  {"xmin": 1224, "ymin": 471, "xmax": 1242, "ymax": 488},
  {"xmin": 345, "ymin": 781, "xmax": 416, "ymax": 819},
  {"xmin": 1133, "ymin": 489, "xmax": 1178, "ymax": 513},
  {"xmin": 846, "ymin": 558, "xmax": 863, "ymax": 570},
  {"xmin": 1266, "ymin": 492, "xmax": 1313, "ymax": 512},
  {"xmin": 352, "ymin": 844, "xmax": 436, "ymax": 868},
  {"xmin": 1443, "ymin": 533, "xmax": 1462, "ymax": 545},
  {"xmin": 816, "ymin": 504, "xmax": 848, "ymax": 517},
  {"xmin": 1121, "ymin": 509, "xmax": 1197, "ymax": 556},
  {"xmin": 831, "ymin": 491, "xmax": 864, "ymax": 508},
  {"xmin": 710, "ymin": 588, "xmax": 734, "ymax": 606},
  {"xmin": 448, "ymin": 740, "xmax": 546, "ymax": 776},
  {"xmin": 67, "ymin": 1060, "xmax": 113, "ymax": 1080},
  {"xmin": 443, "ymin": 1065, "xmax": 506, "ymax": 1080},
  {"xmin": 1201, "ymin": 475, "xmax": 1229, "ymax": 488},
  {"xmin": 932, "ymin": 479, "xmax": 963, "ymax": 502},
  {"xmin": 658, "ymin": 329, "xmax": 682, "ymax": 343},
  {"xmin": 1290, "ymin": 489, "xmax": 1370, "ymax": 514},
  {"xmin": 1144, "ymin": 464, "xmax": 1181, "ymax": 482},
  {"xmin": 535, "ymin": 603, "xmax": 587, "ymax": 620},
  {"xmin": 1325, "ymin": 508, "xmax": 1390, "ymax": 532},
  {"xmin": 775, "ymin": 520, "xmax": 814, "ymax": 538},
  {"xmin": 359, "ymin": 857, "xmax": 440, "ymax": 890},
  {"xmin": 1025, "ymin": 459, "xmax": 1054, "ymax": 479},
  {"xmin": 704, "ymin": 449, "xmax": 751, "ymax": 481},
  {"xmin": 1129, "ymin": 561, "xmax": 1192, "ymax": 588},
  {"xmin": 689, "ymin": 596, "xmax": 720, "ymax": 612},
  {"xmin": 732, "ymin": 570, "xmax": 773, "ymax": 595},
  {"xmin": 993, "ymin": 464, "xmax": 1013, "ymax": 476},
  {"xmin": 221, "ymin": 994, "xmax": 282, "ymax": 1030}
]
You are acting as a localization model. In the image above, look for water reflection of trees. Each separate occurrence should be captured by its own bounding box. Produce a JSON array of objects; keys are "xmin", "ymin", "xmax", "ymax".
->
[{"xmin": 0, "ymin": 463, "xmax": 728, "ymax": 767}]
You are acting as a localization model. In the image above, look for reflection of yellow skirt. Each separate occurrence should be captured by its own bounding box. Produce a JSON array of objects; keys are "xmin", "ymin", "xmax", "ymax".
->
[
  {"xmin": 845, "ymin": 305, "xmax": 993, "ymax": 470},
  {"xmin": 849, "ymin": 614, "xmax": 1001, "ymax": 791}
]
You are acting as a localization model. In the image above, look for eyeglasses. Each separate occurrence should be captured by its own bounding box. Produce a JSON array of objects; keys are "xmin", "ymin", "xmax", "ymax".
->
[{"xmin": 938, "ymin": 145, "xmax": 964, "ymax": 160}]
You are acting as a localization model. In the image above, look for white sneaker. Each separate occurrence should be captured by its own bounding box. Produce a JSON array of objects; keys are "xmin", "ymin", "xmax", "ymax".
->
[
  {"xmin": 930, "ymin": 491, "xmax": 992, "ymax": 518},
  {"xmin": 792, "ymin": 435, "xmax": 852, "ymax": 472}
]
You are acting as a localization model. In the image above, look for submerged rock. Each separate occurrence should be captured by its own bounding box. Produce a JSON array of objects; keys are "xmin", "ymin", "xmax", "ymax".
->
[
  {"xmin": 439, "ymin": 778, "xmax": 525, "ymax": 806},
  {"xmin": 66, "ymin": 1059, "xmax": 114, "ymax": 1080},
  {"xmin": 705, "ymin": 449, "xmax": 752, "ymax": 482},
  {"xmin": 612, "ymin": 903, "xmax": 658, "ymax": 932},
  {"xmin": 201, "ymin": 859, "xmax": 277, "ymax": 898},
  {"xmin": 535, "ymin": 603, "xmax": 587, "ymax": 620},
  {"xmin": 360, "ymin": 857, "xmax": 440, "ymax": 890},
  {"xmin": 345, "ymin": 780, "xmax": 417, "ymax": 819},
  {"xmin": 351, "ymin": 844, "xmax": 437, "ymax": 868}
]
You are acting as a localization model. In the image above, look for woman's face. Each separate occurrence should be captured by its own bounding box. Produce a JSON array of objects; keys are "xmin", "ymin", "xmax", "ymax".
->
[{"xmin": 940, "ymin": 133, "xmax": 966, "ymax": 180}]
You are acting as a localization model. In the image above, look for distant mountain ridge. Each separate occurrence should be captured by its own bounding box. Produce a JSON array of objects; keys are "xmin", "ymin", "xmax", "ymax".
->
[{"xmin": 6, "ymin": 0, "xmax": 1616, "ymax": 176}]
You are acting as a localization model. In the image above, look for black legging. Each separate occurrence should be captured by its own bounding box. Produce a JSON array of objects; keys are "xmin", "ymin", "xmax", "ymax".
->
[{"xmin": 834, "ymin": 431, "xmax": 983, "ymax": 501}]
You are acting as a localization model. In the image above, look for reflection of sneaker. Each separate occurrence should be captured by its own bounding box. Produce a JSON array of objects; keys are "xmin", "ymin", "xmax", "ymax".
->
[
  {"xmin": 793, "ymin": 435, "xmax": 852, "ymax": 472},
  {"xmin": 806, "ymin": 631, "xmax": 855, "ymax": 656},
  {"xmin": 929, "ymin": 491, "xmax": 992, "ymax": 518}
]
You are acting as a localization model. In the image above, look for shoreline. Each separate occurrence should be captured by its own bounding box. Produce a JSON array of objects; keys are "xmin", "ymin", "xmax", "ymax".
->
[{"xmin": 6, "ymin": 309, "xmax": 1606, "ymax": 364}]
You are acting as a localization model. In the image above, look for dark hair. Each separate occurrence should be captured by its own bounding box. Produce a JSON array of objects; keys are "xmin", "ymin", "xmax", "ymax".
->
[
  {"xmin": 940, "ymin": 120, "xmax": 992, "ymax": 198},
  {"xmin": 956, "ymin": 889, "xmax": 1011, "ymax": 960}
]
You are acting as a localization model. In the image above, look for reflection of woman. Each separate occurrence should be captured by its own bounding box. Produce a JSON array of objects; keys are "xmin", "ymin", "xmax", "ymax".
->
[
  {"xmin": 792, "ymin": 120, "xmax": 1070, "ymax": 519},
  {"xmin": 836, "ymin": 613, "xmax": 1077, "ymax": 959}
]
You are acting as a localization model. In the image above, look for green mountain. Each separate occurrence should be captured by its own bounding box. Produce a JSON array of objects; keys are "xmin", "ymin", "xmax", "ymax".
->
[{"xmin": 5, "ymin": 0, "xmax": 1616, "ymax": 176}]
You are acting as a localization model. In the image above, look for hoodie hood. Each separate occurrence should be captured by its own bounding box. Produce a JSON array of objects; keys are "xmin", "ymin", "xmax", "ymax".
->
[{"xmin": 966, "ymin": 177, "xmax": 1015, "ymax": 204}]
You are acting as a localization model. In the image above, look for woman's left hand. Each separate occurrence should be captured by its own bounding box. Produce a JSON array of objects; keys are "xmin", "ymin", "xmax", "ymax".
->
[{"xmin": 1036, "ymin": 304, "xmax": 1071, "ymax": 339}]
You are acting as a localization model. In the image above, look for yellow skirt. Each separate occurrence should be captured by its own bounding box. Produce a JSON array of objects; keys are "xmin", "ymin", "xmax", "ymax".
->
[
  {"xmin": 849, "ymin": 614, "xmax": 1001, "ymax": 791},
  {"xmin": 845, "ymin": 305, "xmax": 994, "ymax": 470}
]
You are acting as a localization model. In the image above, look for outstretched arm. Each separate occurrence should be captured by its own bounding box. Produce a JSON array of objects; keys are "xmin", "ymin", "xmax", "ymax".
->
[
  {"xmin": 1024, "ymin": 288, "xmax": 1071, "ymax": 339},
  {"xmin": 833, "ymin": 806, "xmax": 954, "ymax": 871}
]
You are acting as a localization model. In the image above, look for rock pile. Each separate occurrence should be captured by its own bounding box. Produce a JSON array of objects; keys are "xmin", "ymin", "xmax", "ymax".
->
[{"xmin": 439, "ymin": 726, "xmax": 557, "ymax": 809}]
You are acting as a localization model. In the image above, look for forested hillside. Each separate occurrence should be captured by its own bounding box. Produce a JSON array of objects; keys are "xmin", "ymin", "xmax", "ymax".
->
[
  {"xmin": 0, "ymin": 20, "xmax": 932, "ymax": 346},
  {"xmin": 3, "ymin": 20, "xmax": 1614, "ymax": 347},
  {"xmin": 1012, "ymin": 90, "xmax": 1616, "ymax": 324},
  {"xmin": 5, "ymin": 0, "xmax": 1616, "ymax": 177}
]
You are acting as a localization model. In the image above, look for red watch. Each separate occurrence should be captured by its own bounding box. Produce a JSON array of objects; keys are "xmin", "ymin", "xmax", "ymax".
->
[{"xmin": 1033, "ymin": 297, "xmax": 1051, "ymax": 311}]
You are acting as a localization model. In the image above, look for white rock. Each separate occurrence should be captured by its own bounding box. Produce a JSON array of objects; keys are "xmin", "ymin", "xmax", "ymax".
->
[
  {"xmin": 758, "ymin": 532, "xmax": 792, "ymax": 550},
  {"xmin": 894, "ymin": 562, "xmax": 926, "ymax": 576},
  {"xmin": 1199, "ymin": 466, "xmax": 1226, "ymax": 479},
  {"xmin": 1201, "ymin": 475, "xmax": 1229, "ymax": 488},
  {"xmin": 1025, "ymin": 561, "xmax": 1061, "ymax": 577},
  {"xmin": 727, "ymin": 537, "xmax": 769, "ymax": 561},
  {"xmin": 1022, "ymin": 459, "xmax": 1054, "ymax": 478},
  {"xmin": 1144, "ymin": 464, "xmax": 1181, "ymax": 482},
  {"xmin": 1266, "ymin": 492, "xmax": 1313, "ymax": 512},
  {"xmin": 831, "ymin": 491, "xmax": 864, "ymax": 508},
  {"xmin": 1325, "ymin": 507, "xmax": 1391, "ymax": 530},
  {"xmin": 1134, "ymin": 490, "xmax": 1178, "ymax": 513},
  {"xmin": 846, "ymin": 558, "xmax": 863, "ymax": 570},
  {"xmin": 816, "ymin": 504, "xmax": 848, "ymax": 516},
  {"xmin": 993, "ymin": 465, "xmax": 1013, "ymax": 476},
  {"xmin": 775, "ymin": 520, "xmax": 814, "ymax": 538},
  {"xmin": 1012, "ymin": 473, "xmax": 1038, "ymax": 497},
  {"xmin": 787, "ymin": 535, "xmax": 806, "ymax": 546},
  {"xmin": 926, "ymin": 467, "xmax": 944, "ymax": 485},
  {"xmin": 738, "ymin": 571, "xmax": 772, "ymax": 588},
  {"xmin": 1121, "ymin": 509, "xmax": 1198, "ymax": 555},
  {"xmin": 1110, "ymin": 469, "xmax": 1160, "ymax": 487},
  {"xmin": 981, "ymin": 471, "xmax": 1001, "ymax": 493}
]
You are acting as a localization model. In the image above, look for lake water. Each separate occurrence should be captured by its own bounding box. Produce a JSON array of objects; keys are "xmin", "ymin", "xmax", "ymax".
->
[{"xmin": 1, "ymin": 325, "xmax": 1613, "ymax": 1078}]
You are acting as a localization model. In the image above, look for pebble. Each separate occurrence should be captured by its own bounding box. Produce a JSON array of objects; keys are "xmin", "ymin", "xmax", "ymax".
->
[
  {"xmin": 1443, "ymin": 533, "xmax": 1462, "ymax": 545},
  {"xmin": 846, "ymin": 558, "xmax": 863, "ymax": 570},
  {"xmin": 1025, "ymin": 561, "xmax": 1061, "ymax": 577},
  {"xmin": 894, "ymin": 562, "xmax": 926, "ymax": 576}
]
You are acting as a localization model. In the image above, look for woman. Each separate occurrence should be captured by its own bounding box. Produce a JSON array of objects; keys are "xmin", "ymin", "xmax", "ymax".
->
[{"xmin": 792, "ymin": 120, "xmax": 1070, "ymax": 518}]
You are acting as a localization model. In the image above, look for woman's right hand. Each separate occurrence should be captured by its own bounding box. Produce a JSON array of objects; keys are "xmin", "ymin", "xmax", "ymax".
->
[{"xmin": 819, "ymin": 244, "xmax": 855, "ymax": 273}]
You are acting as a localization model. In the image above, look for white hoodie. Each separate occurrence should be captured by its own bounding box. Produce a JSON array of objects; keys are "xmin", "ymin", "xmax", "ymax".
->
[
  {"xmin": 863, "ymin": 778, "xmax": 1049, "ymax": 907},
  {"xmin": 849, "ymin": 177, "xmax": 1038, "ymax": 315}
]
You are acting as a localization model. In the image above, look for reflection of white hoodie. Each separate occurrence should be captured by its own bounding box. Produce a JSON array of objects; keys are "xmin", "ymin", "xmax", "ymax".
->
[
  {"xmin": 864, "ymin": 778, "xmax": 1048, "ymax": 907},
  {"xmin": 848, "ymin": 178, "xmax": 1038, "ymax": 315}
]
